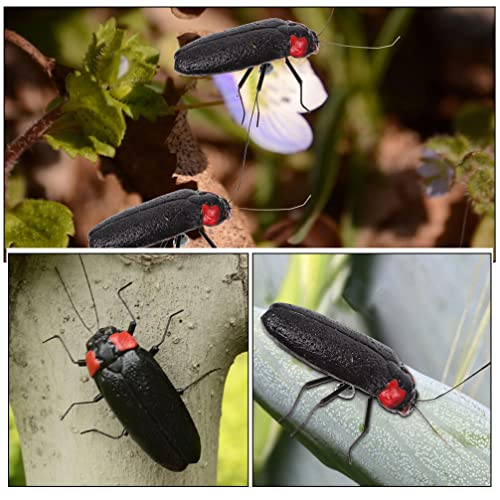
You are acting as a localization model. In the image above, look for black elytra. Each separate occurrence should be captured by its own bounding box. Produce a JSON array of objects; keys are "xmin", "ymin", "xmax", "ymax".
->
[
  {"xmin": 88, "ymin": 189, "xmax": 232, "ymax": 248},
  {"xmin": 174, "ymin": 18, "xmax": 319, "ymax": 76},
  {"xmin": 43, "ymin": 256, "xmax": 218, "ymax": 471}
]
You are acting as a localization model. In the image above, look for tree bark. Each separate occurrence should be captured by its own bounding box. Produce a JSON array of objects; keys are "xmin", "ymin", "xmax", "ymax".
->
[{"xmin": 9, "ymin": 254, "xmax": 248, "ymax": 486}]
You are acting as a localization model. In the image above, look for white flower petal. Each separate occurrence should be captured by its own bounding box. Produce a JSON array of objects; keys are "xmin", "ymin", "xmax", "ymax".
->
[{"xmin": 213, "ymin": 58, "xmax": 327, "ymax": 154}]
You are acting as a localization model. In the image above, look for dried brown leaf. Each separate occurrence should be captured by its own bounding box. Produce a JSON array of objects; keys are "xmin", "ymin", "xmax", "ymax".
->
[{"xmin": 171, "ymin": 8, "xmax": 206, "ymax": 20}]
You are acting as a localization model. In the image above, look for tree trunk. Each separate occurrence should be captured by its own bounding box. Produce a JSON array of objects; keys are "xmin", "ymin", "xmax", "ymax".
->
[{"xmin": 9, "ymin": 254, "xmax": 248, "ymax": 486}]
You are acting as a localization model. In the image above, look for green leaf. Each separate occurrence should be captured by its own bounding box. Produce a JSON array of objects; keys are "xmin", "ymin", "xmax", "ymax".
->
[
  {"xmin": 44, "ymin": 18, "xmax": 165, "ymax": 161},
  {"xmin": 45, "ymin": 112, "xmax": 100, "ymax": 162},
  {"xmin": 275, "ymin": 254, "xmax": 349, "ymax": 310},
  {"xmin": 122, "ymin": 85, "xmax": 170, "ymax": 121},
  {"xmin": 425, "ymin": 134, "xmax": 471, "ymax": 165},
  {"xmin": 458, "ymin": 151, "xmax": 494, "ymax": 217},
  {"xmin": 5, "ymin": 200, "xmax": 75, "ymax": 248},
  {"xmin": 83, "ymin": 18, "xmax": 124, "ymax": 83},
  {"xmin": 64, "ymin": 72, "xmax": 126, "ymax": 146},
  {"xmin": 45, "ymin": 73, "xmax": 125, "ymax": 161},
  {"xmin": 83, "ymin": 18, "xmax": 159, "ymax": 100},
  {"xmin": 111, "ymin": 34, "xmax": 159, "ymax": 100}
]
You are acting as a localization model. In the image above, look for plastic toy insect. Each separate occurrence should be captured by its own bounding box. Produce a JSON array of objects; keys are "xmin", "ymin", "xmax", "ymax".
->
[
  {"xmin": 88, "ymin": 189, "xmax": 311, "ymax": 248},
  {"xmin": 175, "ymin": 18, "xmax": 322, "ymax": 120},
  {"xmin": 43, "ymin": 256, "xmax": 218, "ymax": 471},
  {"xmin": 261, "ymin": 302, "xmax": 491, "ymax": 464}
]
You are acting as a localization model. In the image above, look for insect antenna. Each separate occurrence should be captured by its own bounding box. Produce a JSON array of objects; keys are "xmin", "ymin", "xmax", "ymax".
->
[
  {"xmin": 234, "ymin": 96, "xmax": 257, "ymax": 194},
  {"xmin": 55, "ymin": 259, "xmax": 95, "ymax": 334},
  {"xmin": 418, "ymin": 362, "xmax": 491, "ymax": 403},
  {"xmin": 413, "ymin": 406, "xmax": 455, "ymax": 452},
  {"xmin": 317, "ymin": 7, "xmax": 335, "ymax": 37},
  {"xmin": 78, "ymin": 255, "xmax": 99, "ymax": 329},
  {"xmin": 236, "ymin": 194, "xmax": 311, "ymax": 212},
  {"xmin": 322, "ymin": 35, "xmax": 401, "ymax": 50}
]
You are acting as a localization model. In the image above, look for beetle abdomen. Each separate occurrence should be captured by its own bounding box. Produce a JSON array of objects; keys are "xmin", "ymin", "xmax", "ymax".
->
[
  {"xmin": 175, "ymin": 19, "xmax": 291, "ymax": 75},
  {"xmin": 262, "ymin": 303, "xmax": 403, "ymax": 395},
  {"xmin": 95, "ymin": 348, "xmax": 201, "ymax": 470}
]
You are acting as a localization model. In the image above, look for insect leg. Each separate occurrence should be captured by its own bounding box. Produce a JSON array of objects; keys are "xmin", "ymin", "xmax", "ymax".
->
[
  {"xmin": 60, "ymin": 394, "xmax": 103, "ymax": 421},
  {"xmin": 173, "ymin": 234, "xmax": 189, "ymax": 248},
  {"xmin": 176, "ymin": 368, "xmax": 220, "ymax": 395},
  {"xmin": 279, "ymin": 376, "xmax": 334, "ymax": 423},
  {"xmin": 198, "ymin": 228, "xmax": 217, "ymax": 248},
  {"xmin": 117, "ymin": 281, "xmax": 136, "ymax": 334},
  {"xmin": 291, "ymin": 382, "xmax": 350, "ymax": 437},
  {"xmin": 237, "ymin": 67, "xmax": 253, "ymax": 124},
  {"xmin": 80, "ymin": 427, "xmax": 128, "ymax": 439},
  {"xmin": 179, "ymin": 234, "xmax": 189, "ymax": 247},
  {"xmin": 232, "ymin": 63, "xmax": 271, "ymax": 194},
  {"xmin": 149, "ymin": 309, "xmax": 184, "ymax": 356},
  {"xmin": 42, "ymin": 336, "xmax": 86, "ymax": 367},
  {"xmin": 348, "ymin": 396, "xmax": 374, "ymax": 464},
  {"xmin": 285, "ymin": 58, "xmax": 310, "ymax": 113},
  {"xmin": 255, "ymin": 63, "xmax": 271, "ymax": 127}
]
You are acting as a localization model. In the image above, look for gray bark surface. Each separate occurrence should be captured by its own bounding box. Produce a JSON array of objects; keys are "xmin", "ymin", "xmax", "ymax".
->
[{"xmin": 9, "ymin": 254, "xmax": 248, "ymax": 486}]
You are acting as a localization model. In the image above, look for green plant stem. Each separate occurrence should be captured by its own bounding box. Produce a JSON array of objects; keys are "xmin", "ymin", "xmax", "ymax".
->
[{"xmin": 172, "ymin": 99, "xmax": 225, "ymax": 112}]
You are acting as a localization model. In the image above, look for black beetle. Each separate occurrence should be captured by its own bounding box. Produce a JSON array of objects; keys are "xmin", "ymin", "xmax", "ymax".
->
[
  {"xmin": 174, "ymin": 14, "xmax": 399, "ymax": 122},
  {"xmin": 261, "ymin": 302, "xmax": 490, "ymax": 464},
  {"xmin": 87, "ymin": 188, "xmax": 311, "ymax": 249},
  {"xmin": 43, "ymin": 256, "xmax": 218, "ymax": 471},
  {"xmin": 88, "ymin": 189, "xmax": 231, "ymax": 248},
  {"xmin": 175, "ymin": 18, "xmax": 319, "ymax": 118}
]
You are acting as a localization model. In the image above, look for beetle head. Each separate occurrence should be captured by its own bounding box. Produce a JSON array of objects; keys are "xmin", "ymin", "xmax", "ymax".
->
[
  {"xmin": 86, "ymin": 326, "xmax": 120, "ymax": 351},
  {"xmin": 377, "ymin": 365, "xmax": 418, "ymax": 417},
  {"xmin": 200, "ymin": 192, "xmax": 232, "ymax": 227},
  {"xmin": 85, "ymin": 326, "xmax": 138, "ymax": 377},
  {"xmin": 285, "ymin": 21, "xmax": 319, "ymax": 58}
]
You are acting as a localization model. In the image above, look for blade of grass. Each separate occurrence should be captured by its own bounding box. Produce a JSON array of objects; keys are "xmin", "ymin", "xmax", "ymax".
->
[
  {"xmin": 372, "ymin": 8, "xmax": 414, "ymax": 85},
  {"xmin": 288, "ymin": 87, "xmax": 349, "ymax": 244}
]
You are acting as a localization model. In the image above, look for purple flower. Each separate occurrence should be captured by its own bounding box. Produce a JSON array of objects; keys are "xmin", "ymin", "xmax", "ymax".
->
[
  {"xmin": 417, "ymin": 148, "xmax": 454, "ymax": 197},
  {"xmin": 212, "ymin": 58, "xmax": 328, "ymax": 154}
]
